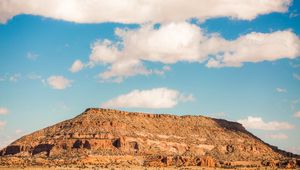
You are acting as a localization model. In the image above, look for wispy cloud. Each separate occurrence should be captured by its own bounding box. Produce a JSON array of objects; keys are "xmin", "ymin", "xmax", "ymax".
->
[
  {"xmin": 289, "ymin": 10, "xmax": 300, "ymax": 18},
  {"xmin": 0, "ymin": 107, "xmax": 9, "ymax": 115},
  {"xmin": 0, "ymin": 73, "xmax": 23, "ymax": 82},
  {"xmin": 0, "ymin": 75, "xmax": 5, "ymax": 81},
  {"xmin": 289, "ymin": 62, "xmax": 300, "ymax": 68},
  {"xmin": 293, "ymin": 73, "xmax": 300, "ymax": 80},
  {"xmin": 151, "ymin": 66, "xmax": 172, "ymax": 76},
  {"xmin": 0, "ymin": 121, "xmax": 6, "ymax": 129},
  {"xmin": 276, "ymin": 87, "xmax": 287, "ymax": 93},
  {"xmin": 265, "ymin": 133, "xmax": 288, "ymax": 140},
  {"xmin": 26, "ymin": 52, "xmax": 38, "ymax": 60},
  {"xmin": 294, "ymin": 111, "xmax": 300, "ymax": 118},
  {"xmin": 26, "ymin": 72, "xmax": 42, "ymax": 80},
  {"xmin": 9, "ymin": 73, "xmax": 21, "ymax": 82},
  {"xmin": 290, "ymin": 99, "xmax": 300, "ymax": 111}
]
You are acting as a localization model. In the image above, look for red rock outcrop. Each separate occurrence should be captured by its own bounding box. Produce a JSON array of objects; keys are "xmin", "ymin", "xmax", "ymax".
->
[{"xmin": 0, "ymin": 108, "xmax": 299, "ymax": 168}]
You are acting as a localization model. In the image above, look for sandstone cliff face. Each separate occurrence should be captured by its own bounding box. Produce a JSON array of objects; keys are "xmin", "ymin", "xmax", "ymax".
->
[{"xmin": 0, "ymin": 108, "xmax": 299, "ymax": 168}]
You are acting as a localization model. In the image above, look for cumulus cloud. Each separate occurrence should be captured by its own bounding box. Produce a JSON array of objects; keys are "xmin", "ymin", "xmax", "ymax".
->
[
  {"xmin": 206, "ymin": 30, "xmax": 300, "ymax": 67},
  {"xmin": 47, "ymin": 75, "xmax": 72, "ymax": 90},
  {"xmin": 294, "ymin": 111, "xmax": 300, "ymax": 118},
  {"xmin": 86, "ymin": 22, "xmax": 203, "ymax": 81},
  {"xmin": 69, "ymin": 59, "xmax": 84, "ymax": 73},
  {"xmin": 238, "ymin": 116, "xmax": 294, "ymax": 130},
  {"xmin": 101, "ymin": 87, "xmax": 194, "ymax": 109},
  {"xmin": 276, "ymin": 87, "xmax": 287, "ymax": 93},
  {"xmin": 266, "ymin": 133, "xmax": 288, "ymax": 139},
  {"xmin": 0, "ymin": 0, "xmax": 291, "ymax": 24},
  {"xmin": 78, "ymin": 22, "xmax": 300, "ymax": 81},
  {"xmin": 0, "ymin": 107, "xmax": 9, "ymax": 115}
]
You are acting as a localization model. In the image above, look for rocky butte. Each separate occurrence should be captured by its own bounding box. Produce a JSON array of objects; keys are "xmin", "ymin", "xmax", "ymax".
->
[{"xmin": 0, "ymin": 108, "xmax": 299, "ymax": 169}]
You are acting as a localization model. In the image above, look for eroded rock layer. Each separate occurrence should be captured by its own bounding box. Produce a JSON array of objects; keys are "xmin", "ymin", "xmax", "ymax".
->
[{"xmin": 0, "ymin": 108, "xmax": 299, "ymax": 168}]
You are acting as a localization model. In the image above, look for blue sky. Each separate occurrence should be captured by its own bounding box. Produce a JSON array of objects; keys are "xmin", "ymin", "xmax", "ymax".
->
[{"xmin": 0, "ymin": 0, "xmax": 300, "ymax": 154}]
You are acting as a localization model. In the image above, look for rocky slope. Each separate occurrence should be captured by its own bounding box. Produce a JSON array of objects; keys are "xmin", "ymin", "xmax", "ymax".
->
[{"xmin": 0, "ymin": 108, "xmax": 299, "ymax": 168}]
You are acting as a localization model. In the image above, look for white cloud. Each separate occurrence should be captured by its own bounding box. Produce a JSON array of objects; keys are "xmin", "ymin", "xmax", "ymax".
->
[
  {"xmin": 69, "ymin": 59, "xmax": 84, "ymax": 73},
  {"xmin": 88, "ymin": 40, "xmax": 121, "ymax": 65},
  {"xmin": 9, "ymin": 73, "xmax": 21, "ymax": 82},
  {"xmin": 0, "ymin": 0, "xmax": 291, "ymax": 24},
  {"xmin": 294, "ymin": 111, "xmax": 300, "ymax": 118},
  {"xmin": 0, "ymin": 107, "xmax": 9, "ymax": 115},
  {"xmin": 88, "ymin": 24, "xmax": 192, "ymax": 81},
  {"xmin": 0, "ymin": 121, "xmax": 6, "ymax": 129},
  {"xmin": 238, "ymin": 116, "xmax": 294, "ymax": 130},
  {"xmin": 80, "ymin": 22, "xmax": 300, "ymax": 81},
  {"xmin": 266, "ymin": 133, "xmax": 288, "ymax": 139},
  {"xmin": 101, "ymin": 87, "xmax": 193, "ymax": 109},
  {"xmin": 276, "ymin": 87, "xmax": 287, "ymax": 93},
  {"xmin": 27, "ymin": 72, "xmax": 42, "ymax": 80},
  {"xmin": 99, "ymin": 59, "xmax": 152, "ymax": 83},
  {"xmin": 113, "ymin": 23, "xmax": 204, "ymax": 64},
  {"xmin": 0, "ymin": 73, "xmax": 23, "ymax": 82},
  {"xmin": 47, "ymin": 75, "xmax": 72, "ymax": 90},
  {"xmin": 293, "ymin": 73, "xmax": 300, "ymax": 80},
  {"xmin": 26, "ymin": 52, "xmax": 38, "ymax": 60},
  {"xmin": 206, "ymin": 30, "xmax": 300, "ymax": 67}
]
